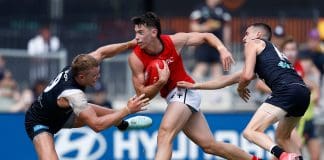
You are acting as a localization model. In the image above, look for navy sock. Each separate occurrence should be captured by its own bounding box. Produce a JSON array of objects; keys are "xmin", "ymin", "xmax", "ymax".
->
[
  {"xmin": 117, "ymin": 120, "xmax": 129, "ymax": 131},
  {"xmin": 270, "ymin": 145, "xmax": 284, "ymax": 159}
]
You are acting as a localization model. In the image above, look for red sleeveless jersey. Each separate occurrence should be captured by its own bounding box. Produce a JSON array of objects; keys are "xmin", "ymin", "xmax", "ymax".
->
[{"xmin": 133, "ymin": 35, "xmax": 195, "ymax": 98}]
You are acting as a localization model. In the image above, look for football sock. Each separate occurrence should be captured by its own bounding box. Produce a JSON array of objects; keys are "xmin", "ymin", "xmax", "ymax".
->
[
  {"xmin": 270, "ymin": 145, "xmax": 284, "ymax": 159},
  {"xmin": 116, "ymin": 120, "xmax": 129, "ymax": 131}
]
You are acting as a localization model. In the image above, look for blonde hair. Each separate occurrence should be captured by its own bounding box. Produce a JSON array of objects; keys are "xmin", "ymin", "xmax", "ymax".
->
[{"xmin": 71, "ymin": 54, "xmax": 99, "ymax": 77}]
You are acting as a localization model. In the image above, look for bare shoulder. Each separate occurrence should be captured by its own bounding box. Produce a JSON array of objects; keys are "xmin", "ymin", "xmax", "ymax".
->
[
  {"xmin": 170, "ymin": 32, "xmax": 202, "ymax": 41},
  {"xmin": 170, "ymin": 32, "xmax": 188, "ymax": 44},
  {"xmin": 169, "ymin": 32, "xmax": 189, "ymax": 52},
  {"xmin": 254, "ymin": 39, "xmax": 266, "ymax": 46},
  {"xmin": 170, "ymin": 32, "xmax": 187, "ymax": 39},
  {"xmin": 128, "ymin": 51, "xmax": 136, "ymax": 60},
  {"xmin": 128, "ymin": 52, "xmax": 144, "ymax": 72},
  {"xmin": 128, "ymin": 52, "xmax": 140, "ymax": 65},
  {"xmin": 250, "ymin": 39, "xmax": 265, "ymax": 45},
  {"xmin": 254, "ymin": 39, "xmax": 266, "ymax": 53},
  {"xmin": 88, "ymin": 51, "xmax": 101, "ymax": 61},
  {"xmin": 245, "ymin": 39, "xmax": 266, "ymax": 53}
]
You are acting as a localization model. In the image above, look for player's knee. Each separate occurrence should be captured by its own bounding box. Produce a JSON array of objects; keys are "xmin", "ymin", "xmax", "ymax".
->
[
  {"xmin": 201, "ymin": 142, "xmax": 224, "ymax": 155},
  {"xmin": 157, "ymin": 126, "xmax": 174, "ymax": 144}
]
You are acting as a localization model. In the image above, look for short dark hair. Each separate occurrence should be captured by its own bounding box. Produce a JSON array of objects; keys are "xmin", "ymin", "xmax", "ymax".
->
[
  {"xmin": 131, "ymin": 12, "xmax": 161, "ymax": 37},
  {"xmin": 71, "ymin": 54, "xmax": 99, "ymax": 77},
  {"xmin": 251, "ymin": 23, "xmax": 272, "ymax": 41}
]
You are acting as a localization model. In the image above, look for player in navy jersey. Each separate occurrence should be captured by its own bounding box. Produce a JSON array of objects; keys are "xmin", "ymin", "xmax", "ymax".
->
[
  {"xmin": 177, "ymin": 23, "xmax": 310, "ymax": 160},
  {"xmin": 24, "ymin": 40, "xmax": 152, "ymax": 160},
  {"xmin": 238, "ymin": 23, "xmax": 310, "ymax": 160}
]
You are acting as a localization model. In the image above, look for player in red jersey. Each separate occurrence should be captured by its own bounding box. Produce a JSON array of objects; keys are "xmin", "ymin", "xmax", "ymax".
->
[{"xmin": 128, "ymin": 12, "xmax": 260, "ymax": 160}]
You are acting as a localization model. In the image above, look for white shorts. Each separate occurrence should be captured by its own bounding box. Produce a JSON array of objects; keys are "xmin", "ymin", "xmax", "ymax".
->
[{"xmin": 166, "ymin": 87, "xmax": 201, "ymax": 112}]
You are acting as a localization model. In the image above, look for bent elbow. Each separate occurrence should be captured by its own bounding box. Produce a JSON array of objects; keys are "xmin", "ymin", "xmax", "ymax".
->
[
  {"xmin": 204, "ymin": 33, "xmax": 215, "ymax": 41},
  {"xmin": 241, "ymin": 73, "xmax": 254, "ymax": 81},
  {"xmin": 89, "ymin": 121, "xmax": 105, "ymax": 133},
  {"xmin": 91, "ymin": 124, "xmax": 104, "ymax": 133},
  {"xmin": 135, "ymin": 88, "xmax": 146, "ymax": 97},
  {"xmin": 136, "ymin": 87, "xmax": 155, "ymax": 99}
]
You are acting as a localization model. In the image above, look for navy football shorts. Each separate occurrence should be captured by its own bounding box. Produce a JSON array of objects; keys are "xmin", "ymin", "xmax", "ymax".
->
[
  {"xmin": 24, "ymin": 103, "xmax": 52, "ymax": 141},
  {"xmin": 265, "ymin": 83, "xmax": 310, "ymax": 117}
]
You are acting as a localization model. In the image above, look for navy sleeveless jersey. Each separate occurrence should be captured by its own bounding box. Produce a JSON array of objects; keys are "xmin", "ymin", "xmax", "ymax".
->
[
  {"xmin": 255, "ymin": 40, "xmax": 304, "ymax": 90},
  {"xmin": 27, "ymin": 66, "xmax": 85, "ymax": 134}
]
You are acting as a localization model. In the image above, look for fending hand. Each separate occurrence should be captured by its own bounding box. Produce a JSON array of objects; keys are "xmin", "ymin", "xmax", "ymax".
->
[
  {"xmin": 237, "ymin": 87, "xmax": 250, "ymax": 102},
  {"xmin": 126, "ymin": 94, "xmax": 150, "ymax": 114}
]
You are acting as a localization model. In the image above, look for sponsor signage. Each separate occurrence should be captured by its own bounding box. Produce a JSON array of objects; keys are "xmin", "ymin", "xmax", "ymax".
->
[{"xmin": 0, "ymin": 112, "xmax": 274, "ymax": 159}]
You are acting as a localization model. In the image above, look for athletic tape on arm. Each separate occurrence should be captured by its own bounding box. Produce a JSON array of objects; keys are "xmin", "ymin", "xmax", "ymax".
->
[{"xmin": 58, "ymin": 89, "xmax": 89, "ymax": 116}]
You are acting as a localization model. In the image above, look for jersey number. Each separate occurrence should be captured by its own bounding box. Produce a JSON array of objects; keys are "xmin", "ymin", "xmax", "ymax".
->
[{"xmin": 44, "ymin": 70, "xmax": 69, "ymax": 92}]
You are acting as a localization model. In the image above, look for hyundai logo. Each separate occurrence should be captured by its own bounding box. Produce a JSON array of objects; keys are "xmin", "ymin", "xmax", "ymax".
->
[{"xmin": 55, "ymin": 127, "xmax": 107, "ymax": 160}]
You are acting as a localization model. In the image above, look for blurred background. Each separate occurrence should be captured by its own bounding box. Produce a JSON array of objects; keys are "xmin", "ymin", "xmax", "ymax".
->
[{"xmin": 0, "ymin": 0, "xmax": 323, "ymax": 159}]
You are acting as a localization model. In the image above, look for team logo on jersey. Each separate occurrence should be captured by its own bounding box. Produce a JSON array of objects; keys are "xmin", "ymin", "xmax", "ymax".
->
[
  {"xmin": 54, "ymin": 127, "xmax": 107, "ymax": 160},
  {"xmin": 165, "ymin": 56, "xmax": 174, "ymax": 65}
]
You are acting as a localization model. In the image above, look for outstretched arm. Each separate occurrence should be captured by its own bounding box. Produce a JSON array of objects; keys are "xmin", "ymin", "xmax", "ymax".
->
[
  {"xmin": 177, "ymin": 70, "xmax": 242, "ymax": 90},
  {"xmin": 58, "ymin": 89, "xmax": 149, "ymax": 132},
  {"xmin": 170, "ymin": 32, "xmax": 234, "ymax": 71},
  {"xmin": 78, "ymin": 94, "xmax": 149, "ymax": 132},
  {"xmin": 89, "ymin": 39, "xmax": 137, "ymax": 62}
]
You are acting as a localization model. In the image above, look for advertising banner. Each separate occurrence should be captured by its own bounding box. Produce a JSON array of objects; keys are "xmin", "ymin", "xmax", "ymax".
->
[{"xmin": 0, "ymin": 112, "xmax": 275, "ymax": 160}]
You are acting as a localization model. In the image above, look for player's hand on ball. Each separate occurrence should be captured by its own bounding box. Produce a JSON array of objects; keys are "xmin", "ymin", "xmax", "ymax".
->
[
  {"xmin": 156, "ymin": 60, "xmax": 170, "ymax": 85},
  {"xmin": 126, "ymin": 94, "xmax": 150, "ymax": 114},
  {"xmin": 177, "ymin": 81, "xmax": 195, "ymax": 89}
]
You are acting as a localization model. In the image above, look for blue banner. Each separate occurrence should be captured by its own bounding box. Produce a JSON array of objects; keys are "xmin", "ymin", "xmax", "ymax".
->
[{"xmin": 0, "ymin": 112, "xmax": 275, "ymax": 160}]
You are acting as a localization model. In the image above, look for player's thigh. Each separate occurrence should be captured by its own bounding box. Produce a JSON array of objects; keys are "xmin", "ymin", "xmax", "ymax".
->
[
  {"xmin": 276, "ymin": 116, "xmax": 300, "ymax": 139},
  {"xmin": 182, "ymin": 111, "xmax": 215, "ymax": 145},
  {"xmin": 33, "ymin": 132, "xmax": 58, "ymax": 160},
  {"xmin": 245, "ymin": 103, "xmax": 286, "ymax": 132},
  {"xmin": 159, "ymin": 102, "xmax": 192, "ymax": 135}
]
